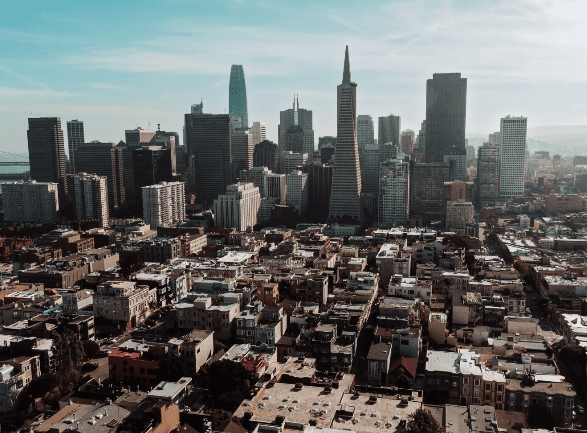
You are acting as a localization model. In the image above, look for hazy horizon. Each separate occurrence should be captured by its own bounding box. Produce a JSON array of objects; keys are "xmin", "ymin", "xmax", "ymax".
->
[{"xmin": 2, "ymin": 0, "xmax": 587, "ymax": 154}]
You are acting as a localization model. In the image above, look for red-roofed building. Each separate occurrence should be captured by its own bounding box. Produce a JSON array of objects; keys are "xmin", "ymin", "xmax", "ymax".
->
[{"xmin": 388, "ymin": 356, "xmax": 417, "ymax": 387}]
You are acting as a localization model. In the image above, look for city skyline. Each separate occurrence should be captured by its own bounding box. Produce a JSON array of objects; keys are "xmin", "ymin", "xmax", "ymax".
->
[{"xmin": 2, "ymin": 0, "xmax": 587, "ymax": 153}]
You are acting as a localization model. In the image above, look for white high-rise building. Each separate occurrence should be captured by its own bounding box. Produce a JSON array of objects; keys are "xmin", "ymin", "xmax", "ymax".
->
[
  {"xmin": 214, "ymin": 182, "xmax": 261, "ymax": 231},
  {"xmin": 251, "ymin": 122, "xmax": 266, "ymax": 146},
  {"xmin": 142, "ymin": 181, "xmax": 186, "ymax": 227},
  {"xmin": 286, "ymin": 170, "xmax": 309, "ymax": 216},
  {"xmin": 70, "ymin": 173, "xmax": 109, "ymax": 228},
  {"xmin": 2, "ymin": 181, "xmax": 59, "ymax": 224},
  {"xmin": 499, "ymin": 116, "xmax": 527, "ymax": 197},
  {"xmin": 378, "ymin": 159, "xmax": 409, "ymax": 227},
  {"xmin": 240, "ymin": 166, "xmax": 286, "ymax": 202}
]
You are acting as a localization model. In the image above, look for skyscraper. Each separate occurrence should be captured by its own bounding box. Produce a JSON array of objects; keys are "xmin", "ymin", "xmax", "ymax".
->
[
  {"xmin": 410, "ymin": 162, "xmax": 450, "ymax": 217},
  {"xmin": 327, "ymin": 46, "xmax": 362, "ymax": 224},
  {"xmin": 74, "ymin": 142, "xmax": 125, "ymax": 210},
  {"xmin": 3, "ymin": 181, "xmax": 60, "ymax": 224},
  {"xmin": 499, "ymin": 116, "xmax": 527, "ymax": 197},
  {"xmin": 361, "ymin": 143, "xmax": 379, "ymax": 197},
  {"xmin": 66, "ymin": 119, "xmax": 84, "ymax": 174},
  {"xmin": 229, "ymin": 65, "xmax": 248, "ymax": 129},
  {"xmin": 301, "ymin": 163, "xmax": 333, "ymax": 223},
  {"xmin": 378, "ymin": 158, "xmax": 410, "ymax": 227},
  {"xmin": 401, "ymin": 130, "xmax": 415, "ymax": 156},
  {"xmin": 378, "ymin": 115, "xmax": 401, "ymax": 148},
  {"xmin": 357, "ymin": 115, "xmax": 374, "ymax": 155},
  {"xmin": 133, "ymin": 146, "xmax": 173, "ymax": 202},
  {"xmin": 278, "ymin": 96, "xmax": 314, "ymax": 160},
  {"xmin": 142, "ymin": 181, "xmax": 186, "ymax": 227},
  {"xmin": 232, "ymin": 127, "xmax": 254, "ymax": 181},
  {"xmin": 27, "ymin": 117, "xmax": 68, "ymax": 209},
  {"xmin": 424, "ymin": 73, "xmax": 467, "ymax": 181},
  {"xmin": 69, "ymin": 173, "xmax": 109, "ymax": 228},
  {"xmin": 251, "ymin": 122, "xmax": 266, "ymax": 146},
  {"xmin": 253, "ymin": 140, "xmax": 279, "ymax": 172},
  {"xmin": 214, "ymin": 183, "xmax": 260, "ymax": 231},
  {"xmin": 477, "ymin": 142, "xmax": 500, "ymax": 202},
  {"xmin": 185, "ymin": 112, "xmax": 232, "ymax": 205}
]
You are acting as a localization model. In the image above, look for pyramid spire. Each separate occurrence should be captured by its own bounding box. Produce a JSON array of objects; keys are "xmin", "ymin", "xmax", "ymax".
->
[{"xmin": 342, "ymin": 45, "xmax": 351, "ymax": 84}]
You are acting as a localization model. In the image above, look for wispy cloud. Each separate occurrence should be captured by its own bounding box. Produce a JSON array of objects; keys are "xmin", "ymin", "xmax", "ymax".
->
[
  {"xmin": 0, "ymin": 87, "xmax": 79, "ymax": 97},
  {"xmin": 89, "ymin": 83, "xmax": 118, "ymax": 89}
]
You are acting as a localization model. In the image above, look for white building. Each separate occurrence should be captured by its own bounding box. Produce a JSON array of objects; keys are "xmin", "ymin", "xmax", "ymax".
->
[
  {"xmin": 2, "ymin": 180, "xmax": 59, "ymax": 224},
  {"xmin": 499, "ymin": 115, "xmax": 527, "ymax": 197},
  {"xmin": 69, "ymin": 173, "xmax": 109, "ymax": 227},
  {"xmin": 239, "ymin": 166, "xmax": 286, "ymax": 202},
  {"xmin": 378, "ymin": 158, "xmax": 409, "ymax": 227},
  {"xmin": 214, "ymin": 182, "xmax": 261, "ymax": 231},
  {"xmin": 93, "ymin": 280, "xmax": 155, "ymax": 329},
  {"xmin": 446, "ymin": 200, "xmax": 474, "ymax": 231},
  {"xmin": 250, "ymin": 121, "xmax": 266, "ymax": 146},
  {"xmin": 286, "ymin": 170, "xmax": 308, "ymax": 216},
  {"xmin": 142, "ymin": 181, "xmax": 186, "ymax": 227}
]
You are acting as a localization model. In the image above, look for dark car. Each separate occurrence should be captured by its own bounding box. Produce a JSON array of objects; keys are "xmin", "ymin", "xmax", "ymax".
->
[
  {"xmin": 145, "ymin": 319, "xmax": 156, "ymax": 327},
  {"xmin": 81, "ymin": 362, "xmax": 99, "ymax": 372}
]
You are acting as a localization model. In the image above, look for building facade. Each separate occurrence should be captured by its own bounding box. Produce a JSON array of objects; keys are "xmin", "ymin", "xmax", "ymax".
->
[
  {"xmin": 69, "ymin": 173, "xmax": 109, "ymax": 228},
  {"xmin": 213, "ymin": 182, "xmax": 261, "ymax": 231},
  {"xmin": 378, "ymin": 158, "xmax": 410, "ymax": 227},
  {"xmin": 378, "ymin": 115, "xmax": 401, "ymax": 148},
  {"xmin": 499, "ymin": 115, "xmax": 527, "ymax": 197},
  {"xmin": 253, "ymin": 140, "xmax": 279, "ymax": 172},
  {"xmin": 278, "ymin": 96, "xmax": 314, "ymax": 160},
  {"xmin": 229, "ymin": 64, "xmax": 248, "ymax": 129},
  {"xmin": 142, "ymin": 181, "xmax": 186, "ymax": 227},
  {"xmin": 2, "ymin": 181, "xmax": 60, "ymax": 224},
  {"xmin": 328, "ymin": 46, "xmax": 362, "ymax": 223},
  {"xmin": 66, "ymin": 119, "xmax": 84, "ymax": 174}
]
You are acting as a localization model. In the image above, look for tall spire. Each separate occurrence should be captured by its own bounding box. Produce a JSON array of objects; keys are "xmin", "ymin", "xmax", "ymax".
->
[{"xmin": 342, "ymin": 45, "xmax": 351, "ymax": 84}]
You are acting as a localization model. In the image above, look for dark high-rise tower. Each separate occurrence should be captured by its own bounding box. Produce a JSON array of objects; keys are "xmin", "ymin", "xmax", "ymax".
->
[
  {"xmin": 327, "ymin": 46, "xmax": 362, "ymax": 223},
  {"xmin": 229, "ymin": 65, "xmax": 248, "ymax": 129},
  {"xmin": 424, "ymin": 73, "xmax": 467, "ymax": 180},
  {"xmin": 378, "ymin": 115, "xmax": 401, "ymax": 147},
  {"xmin": 27, "ymin": 117, "xmax": 68, "ymax": 209},
  {"xmin": 185, "ymin": 112, "xmax": 232, "ymax": 205},
  {"xmin": 279, "ymin": 96, "xmax": 314, "ymax": 160},
  {"xmin": 66, "ymin": 119, "xmax": 84, "ymax": 174}
]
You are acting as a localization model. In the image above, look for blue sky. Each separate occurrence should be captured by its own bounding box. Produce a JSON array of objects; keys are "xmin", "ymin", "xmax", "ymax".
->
[{"xmin": 1, "ymin": 0, "xmax": 586, "ymax": 154}]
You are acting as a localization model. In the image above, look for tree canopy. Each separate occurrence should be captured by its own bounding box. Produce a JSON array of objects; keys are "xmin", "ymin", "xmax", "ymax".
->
[{"xmin": 405, "ymin": 409, "xmax": 443, "ymax": 433}]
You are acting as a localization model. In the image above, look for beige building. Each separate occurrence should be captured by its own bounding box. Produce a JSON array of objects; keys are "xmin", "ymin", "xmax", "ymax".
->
[
  {"xmin": 167, "ymin": 329, "xmax": 214, "ymax": 373},
  {"xmin": 93, "ymin": 281, "xmax": 156, "ymax": 330},
  {"xmin": 446, "ymin": 200, "xmax": 474, "ymax": 231},
  {"xmin": 214, "ymin": 182, "xmax": 261, "ymax": 231},
  {"xmin": 142, "ymin": 181, "xmax": 186, "ymax": 227}
]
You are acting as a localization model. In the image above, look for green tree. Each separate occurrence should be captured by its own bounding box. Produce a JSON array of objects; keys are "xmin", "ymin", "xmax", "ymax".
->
[
  {"xmin": 559, "ymin": 344, "xmax": 586, "ymax": 365},
  {"xmin": 82, "ymin": 340, "xmax": 100, "ymax": 358},
  {"xmin": 405, "ymin": 409, "xmax": 443, "ymax": 433},
  {"xmin": 396, "ymin": 373, "xmax": 413, "ymax": 389},
  {"xmin": 197, "ymin": 360, "xmax": 252, "ymax": 412},
  {"xmin": 52, "ymin": 329, "xmax": 85, "ymax": 393}
]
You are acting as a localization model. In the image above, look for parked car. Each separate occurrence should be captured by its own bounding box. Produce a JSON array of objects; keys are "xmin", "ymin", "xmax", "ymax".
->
[
  {"xmin": 145, "ymin": 319, "xmax": 156, "ymax": 327},
  {"xmin": 136, "ymin": 327, "xmax": 148, "ymax": 333},
  {"xmin": 98, "ymin": 350, "xmax": 111, "ymax": 357},
  {"xmin": 526, "ymin": 308, "xmax": 532, "ymax": 315},
  {"xmin": 81, "ymin": 362, "xmax": 99, "ymax": 372},
  {"xmin": 578, "ymin": 405, "xmax": 585, "ymax": 414},
  {"xmin": 103, "ymin": 338, "xmax": 115, "ymax": 345}
]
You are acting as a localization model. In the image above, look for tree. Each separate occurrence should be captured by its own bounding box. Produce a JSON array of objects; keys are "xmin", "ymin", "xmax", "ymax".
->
[
  {"xmin": 157, "ymin": 355, "xmax": 192, "ymax": 382},
  {"xmin": 52, "ymin": 329, "xmax": 86, "ymax": 393},
  {"xmin": 82, "ymin": 340, "xmax": 100, "ymax": 359},
  {"xmin": 396, "ymin": 373, "xmax": 413, "ymax": 389},
  {"xmin": 559, "ymin": 344, "xmax": 586, "ymax": 366},
  {"xmin": 197, "ymin": 360, "xmax": 252, "ymax": 412},
  {"xmin": 405, "ymin": 409, "xmax": 443, "ymax": 433}
]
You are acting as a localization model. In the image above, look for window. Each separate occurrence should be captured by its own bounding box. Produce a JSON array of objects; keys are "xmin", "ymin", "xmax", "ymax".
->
[
  {"xmin": 474, "ymin": 378, "xmax": 480, "ymax": 386},
  {"xmin": 485, "ymin": 383, "xmax": 491, "ymax": 391},
  {"xmin": 463, "ymin": 378, "xmax": 469, "ymax": 385},
  {"xmin": 497, "ymin": 384, "xmax": 504, "ymax": 392},
  {"xmin": 485, "ymin": 393, "xmax": 491, "ymax": 400},
  {"xmin": 463, "ymin": 387, "xmax": 468, "ymax": 395},
  {"xmin": 452, "ymin": 381, "xmax": 458, "ymax": 388}
]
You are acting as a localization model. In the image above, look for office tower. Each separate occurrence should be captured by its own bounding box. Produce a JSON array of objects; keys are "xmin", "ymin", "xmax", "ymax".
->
[
  {"xmin": 66, "ymin": 119, "xmax": 84, "ymax": 174},
  {"xmin": 279, "ymin": 96, "xmax": 314, "ymax": 160},
  {"xmin": 213, "ymin": 182, "xmax": 260, "ymax": 231},
  {"xmin": 401, "ymin": 130, "xmax": 415, "ymax": 156},
  {"xmin": 443, "ymin": 180, "xmax": 475, "ymax": 205},
  {"xmin": 280, "ymin": 151, "xmax": 308, "ymax": 174},
  {"xmin": 477, "ymin": 142, "xmax": 500, "ymax": 201},
  {"xmin": 446, "ymin": 201, "xmax": 474, "ymax": 230},
  {"xmin": 378, "ymin": 115, "xmax": 401, "ymax": 148},
  {"xmin": 239, "ymin": 167, "xmax": 286, "ymax": 202},
  {"xmin": 191, "ymin": 101, "xmax": 203, "ymax": 114},
  {"xmin": 320, "ymin": 146, "xmax": 336, "ymax": 165},
  {"xmin": 379, "ymin": 143, "xmax": 398, "ymax": 164},
  {"xmin": 153, "ymin": 128, "xmax": 179, "ymax": 174},
  {"xmin": 301, "ymin": 164, "xmax": 333, "ymax": 223},
  {"xmin": 175, "ymin": 145, "xmax": 187, "ymax": 175},
  {"xmin": 499, "ymin": 116, "xmax": 528, "ymax": 197},
  {"xmin": 253, "ymin": 140, "xmax": 279, "ymax": 172},
  {"xmin": 125, "ymin": 127, "xmax": 156, "ymax": 144},
  {"xmin": 74, "ymin": 142, "xmax": 125, "ymax": 210},
  {"xmin": 133, "ymin": 146, "xmax": 173, "ymax": 203},
  {"xmin": 357, "ymin": 115, "xmax": 375, "ymax": 154},
  {"xmin": 466, "ymin": 143, "xmax": 476, "ymax": 166},
  {"xmin": 424, "ymin": 73, "xmax": 467, "ymax": 181},
  {"xmin": 2, "ymin": 181, "xmax": 59, "ymax": 224},
  {"xmin": 318, "ymin": 136, "xmax": 336, "ymax": 150},
  {"xmin": 378, "ymin": 158, "xmax": 410, "ymax": 227},
  {"xmin": 286, "ymin": 170, "xmax": 309, "ymax": 216},
  {"xmin": 142, "ymin": 181, "xmax": 186, "ymax": 227},
  {"xmin": 229, "ymin": 65, "xmax": 248, "ymax": 129},
  {"xmin": 284, "ymin": 125, "xmax": 304, "ymax": 153},
  {"xmin": 69, "ymin": 173, "xmax": 109, "ymax": 228},
  {"xmin": 327, "ymin": 46, "xmax": 362, "ymax": 223},
  {"xmin": 27, "ymin": 117, "xmax": 67, "ymax": 209},
  {"xmin": 361, "ymin": 144, "xmax": 379, "ymax": 197},
  {"xmin": 488, "ymin": 132, "xmax": 501, "ymax": 146},
  {"xmin": 251, "ymin": 122, "xmax": 266, "ymax": 146},
  {"xmin": 232, "ymin": 127, "xmax": 254, "ymax": 181},
  {"xmin": 413, "ymin": 120, "xmax": 426, "ymax": 162},
  {"xmin": 410, "ymin": 162, "xmax": 450, "ymax": 217},
  {"xmin": 185, "ymin": 113, "xmax": 232, "ymax": 205}
]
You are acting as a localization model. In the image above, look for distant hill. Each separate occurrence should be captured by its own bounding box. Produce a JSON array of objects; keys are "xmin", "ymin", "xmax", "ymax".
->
[{"xmin": 528, "ymin": 125, "xmax": 587, "ymax": 138}]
